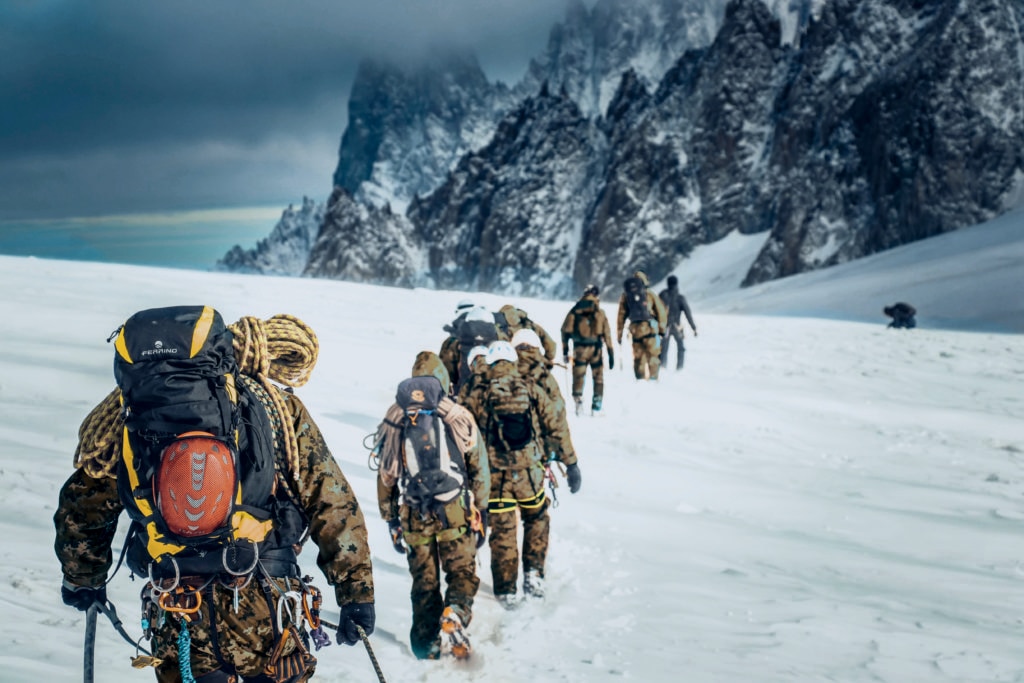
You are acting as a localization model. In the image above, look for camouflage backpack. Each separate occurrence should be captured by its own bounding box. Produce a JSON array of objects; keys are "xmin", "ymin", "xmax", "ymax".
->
[
  {"xmin": 623, "ymin": 276, "xmax": 651, "ymax": 322},
  {"xmin": 570, "ymin": 299, "xmax": 601, "ymax": 347},
  {"xmin": 485, "ymin": 372, "xmax": 535, "ymax": 452}
]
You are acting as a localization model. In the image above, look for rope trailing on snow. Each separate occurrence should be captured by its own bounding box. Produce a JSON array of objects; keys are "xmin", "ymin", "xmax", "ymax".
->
[{"xmin": 73, "ymin": 314, "xmax": 319, "ymax": 486}]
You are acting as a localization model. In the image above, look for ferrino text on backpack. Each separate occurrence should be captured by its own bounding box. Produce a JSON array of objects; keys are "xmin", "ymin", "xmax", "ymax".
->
[
  {"xmin": 394, "ymin": 376, "xmax": 468, "ymax": 515},
  {"xmin": 623, "ymin": 276, "xmax": 651, "ymax": 323},
  {"xmin": 112, "ymin": 305, "xmax": 302, "ymax": 579},
  {"xmin": 570, "ymin": 299, "xmax": 601, "ymax": 347}
]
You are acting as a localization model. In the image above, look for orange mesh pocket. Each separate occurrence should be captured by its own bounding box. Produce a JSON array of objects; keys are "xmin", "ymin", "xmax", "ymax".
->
[{"xmin": 154, "ymin": 432, "xmax": 237, "ymax": 538}]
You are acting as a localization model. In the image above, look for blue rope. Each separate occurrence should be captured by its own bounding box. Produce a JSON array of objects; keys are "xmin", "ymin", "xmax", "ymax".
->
[{"xmin": 178, "ymin": 621, "xmax": 197, "ymax": 683}]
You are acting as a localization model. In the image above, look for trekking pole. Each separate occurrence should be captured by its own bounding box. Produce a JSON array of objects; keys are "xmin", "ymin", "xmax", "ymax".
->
[
  {"xmin": 356, "ymin": 625, "xmax": 387, "ymax": 683},
  {"xmin": 321, "ymin": 619, "xmax": 387, "ymax": 683},
  {"xmin": 84, "ymin": 603, "xmax": 98, "ymax": 683}
]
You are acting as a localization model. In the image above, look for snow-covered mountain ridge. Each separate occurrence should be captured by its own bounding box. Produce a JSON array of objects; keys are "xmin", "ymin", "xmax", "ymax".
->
[{"xmin": 221, "ymin": 0, "xmax": 1024, "ymax": 299}]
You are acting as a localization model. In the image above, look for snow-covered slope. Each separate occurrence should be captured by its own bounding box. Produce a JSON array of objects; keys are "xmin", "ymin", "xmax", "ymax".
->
[{"xmin": 2, "ymin": 205, "xmax": 1022, "ymax": 683}]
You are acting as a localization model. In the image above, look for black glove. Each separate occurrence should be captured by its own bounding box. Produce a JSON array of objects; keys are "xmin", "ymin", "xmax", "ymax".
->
[
  {"xmin": 566, "ymin": 463, "xmax": 582, "ymax": 494},
  {"xmin": 61, "ymin": 580, "xmax": 105, "ymax": 612},
  {"xmin": 337, "ymin": 602, "xmax": 376, "ymax": 645},
  {"xmin": 387, "ymin": 519, "xmax": 406, "ymax": 554},
  {"xmin": 607, "ymin": 350, "xmax": 615, "ymax": 370},
  {"xmin": 475, "ymin": 510, "xmax": 489, "ymax": 549}
]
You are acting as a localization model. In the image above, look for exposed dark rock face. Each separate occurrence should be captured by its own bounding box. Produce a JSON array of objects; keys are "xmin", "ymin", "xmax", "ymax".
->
[{"xmin": 228, "ymin": 0, "xmax": 1024, "ymax": 296}]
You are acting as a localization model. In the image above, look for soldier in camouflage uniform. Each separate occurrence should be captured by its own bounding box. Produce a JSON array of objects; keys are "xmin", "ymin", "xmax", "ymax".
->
[
  {"xmin": 561, "ymin": 284, "xmax": 615, "ymax": 415},
  {"xmin": 375, "ymin": 352, "xmax": 490, "ymax": 659},
  {"xmin": 460, "ymin": 341, "xmax": 581, "ymax": 607},
  {"xmin": 440, "ymin": 307, "xmax": 498, "ymax": 394},
  {"xmin": 617, "ymin": 270, "xmax": 669, "ymax": 381},
  {"xmin": 55, "ymin": 378, "xmax": 374, "ymax": 682},
  {"xmin": 496, "ymin": 304, "xmax": 558, "ymax": 362},
  {"xmin": 511, "ymin": 328, "xmax": 568, "ymax": 458}
]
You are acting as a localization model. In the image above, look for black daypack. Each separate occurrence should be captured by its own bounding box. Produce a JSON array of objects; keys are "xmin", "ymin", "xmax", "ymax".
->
[
  {"xmin": 456, "ymin": 318, "xmax": 498, "ymax": 388},
  {"xmin": 112, "ymin": 306, "xmax": 280, "ymax": 569},
  {"xmin": 623, "ymin": 276, "xmax": 651, "ymax": 322},
  {"xmin": 571, "ymin": 299, "xmax": 601, "ymax": 346},
  {"xmin": 395, "ymin": 376, "xmax": 467, "ymax": 515}
]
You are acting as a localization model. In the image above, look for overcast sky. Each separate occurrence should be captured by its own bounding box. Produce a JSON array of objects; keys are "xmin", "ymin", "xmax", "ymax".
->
[{"xmin": 0, "ymin": 0, "xmax": 577, "ymax": 220}]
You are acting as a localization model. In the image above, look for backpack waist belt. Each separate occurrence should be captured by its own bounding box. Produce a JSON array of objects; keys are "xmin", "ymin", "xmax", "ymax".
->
[
  {"xmin": 572, "ymin": 338, "xmax": 601, "ymax": 346},
  {"xmin": 632, "ymin": 333, "xmax": 656, "ymax": 342}
]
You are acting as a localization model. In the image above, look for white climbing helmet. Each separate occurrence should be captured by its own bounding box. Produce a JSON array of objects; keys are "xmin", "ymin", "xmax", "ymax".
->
[
  {"xmin": 486, "ymin": 340, "xmax": 518, "ymax": 365},
  {"xmin": 511, "ymin": 328, "xmax": 542, "ymax": 350}
]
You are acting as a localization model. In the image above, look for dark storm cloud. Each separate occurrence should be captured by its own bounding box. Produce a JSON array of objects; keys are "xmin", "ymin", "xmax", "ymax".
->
[{"xmin": 0, "ymin": 0, "xmax": 573, "ymax": 218}]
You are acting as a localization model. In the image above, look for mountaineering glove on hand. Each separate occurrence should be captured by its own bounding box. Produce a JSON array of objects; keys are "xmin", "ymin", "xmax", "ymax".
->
[
  {"xmin": 607, "ymin": 350, "xmax": 615, "ymax": 370},
  {"xmin": 61, "ymin": 580, "xmax": 105, "ymax": 611},
  {"xmin": 566, "ymin": 463, "xmax": 582, "ymax": 494},
  {"xmin": 387, "ymin": 518, "xmax": 406, "ymax": 554},
  {"xmin": 337, "ymin": 602, "xmax": 376, "ymax": 646}
]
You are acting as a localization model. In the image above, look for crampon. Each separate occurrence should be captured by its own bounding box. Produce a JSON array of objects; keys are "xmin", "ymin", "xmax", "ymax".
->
[{"xmin": 439, "ymin": 606, "xmax": 472, "ymax": 660}]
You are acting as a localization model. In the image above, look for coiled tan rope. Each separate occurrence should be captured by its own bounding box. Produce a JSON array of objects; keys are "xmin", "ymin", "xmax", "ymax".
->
[
  {"xmin": 73, "ymin": 314, "xmax": 319, "ymax": 486},
  {"xmin": 73, "ymin": 389, "xmax": 124, "ymax": 479},
  {"xmin": 228, "ymin": 315, "xmax": 319, "ymax": 486}
]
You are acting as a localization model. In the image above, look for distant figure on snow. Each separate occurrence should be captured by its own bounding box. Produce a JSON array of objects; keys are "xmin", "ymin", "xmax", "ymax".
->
[
  {"xmin": 658, "ymin": 275, "xmax": 698, "ymax": 370},
  {"xmin": 883, "ymin": 302, "xmax": 917, "ymax": 329}
]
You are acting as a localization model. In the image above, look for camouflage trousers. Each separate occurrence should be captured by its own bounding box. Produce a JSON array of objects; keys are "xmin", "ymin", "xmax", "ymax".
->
[
  {"xmin": 571, "ymin": 345, "xmax": 605, "ymax": 404},
  {"xmin": 487, "ymin": 466, "xmax": 550, "ymax": 596},
  {"xmin": 400, "ymin": 506, "xmax": 480, "ymax": 659},
  {"xmin": 629, "ymin": 322, "xmax": 661, "ymax": 380},
  {"xmin": 148, "ymin": 576, "xmax": 315, "ymax": 683}
]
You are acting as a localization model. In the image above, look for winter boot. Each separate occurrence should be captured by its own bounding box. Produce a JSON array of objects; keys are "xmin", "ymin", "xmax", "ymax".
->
[
  {"xmin": 523, "ymin": 569, "xmax": 545, "ymax": 599},
  {"xmin": 590, "ymin": 395, "xmax": 602, "ymax": 416},
  {"xmin": 496, "ymin": 593, "xmax": 522, "ymax": 610},
  {"xmin": 439, "ymin": 606, "xmax": 472, "ymax": 659},
  {"xmin": 573, "ymin": 396, "xmax": 583, "ymax": 417}
]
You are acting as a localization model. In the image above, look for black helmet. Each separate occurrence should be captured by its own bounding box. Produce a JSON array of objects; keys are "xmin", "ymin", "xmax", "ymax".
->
[
  {"xmin": 667, "ymin": 275, "xmax": 678, "ymax": 287},
  {"xmin": 584, "ymin": 283, "xmax": 599, "ymax": 296}
]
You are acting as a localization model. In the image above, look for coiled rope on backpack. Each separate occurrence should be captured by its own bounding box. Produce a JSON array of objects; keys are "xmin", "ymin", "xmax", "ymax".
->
[
  {"xmin": 73, "ymin": 314, "xmax": 319, "ymax": 485},
  {"xmin": 373, "ymin": 396, "xmax": 478, "ymax": 489},
  {"xmin": 228, "ymin": 314, "xmax": 318, "ymax": 486}
]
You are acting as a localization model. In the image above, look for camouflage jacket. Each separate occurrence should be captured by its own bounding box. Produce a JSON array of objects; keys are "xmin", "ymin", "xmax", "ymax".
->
[
  {"xmin": 497, "ymin": 305, "xmax": 557, "ymax": 361},
  {"xmin": 561, "ymin": 294, "xmax": 615, "ymax": 354},
  {"xmin": 54, "ymin": 391, "xmax": 375, "ymax": 606},
  {"xmin": 517, "ymin": 348, "xmax": 570, "ymax": 459},
  {"xmin": 461, "ymin": 360, "xmax": 577, "ymax": 471}
]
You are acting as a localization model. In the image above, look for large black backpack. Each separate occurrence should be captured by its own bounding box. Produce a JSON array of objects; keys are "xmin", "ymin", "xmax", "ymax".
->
[
  {"xmin": 623, "ymin": 276, "xmax": 651, "ymax": 322},
  {"xmin": 395, "ymin": 376, "xmax": 467, "ymax": 514},
  {"xmin": 570, "ymin": 299, "xmax": 601, "ymax": 346},
  {"xmin": 112, "ymin": 306, "xmax": 279, "ymax": 572}
]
